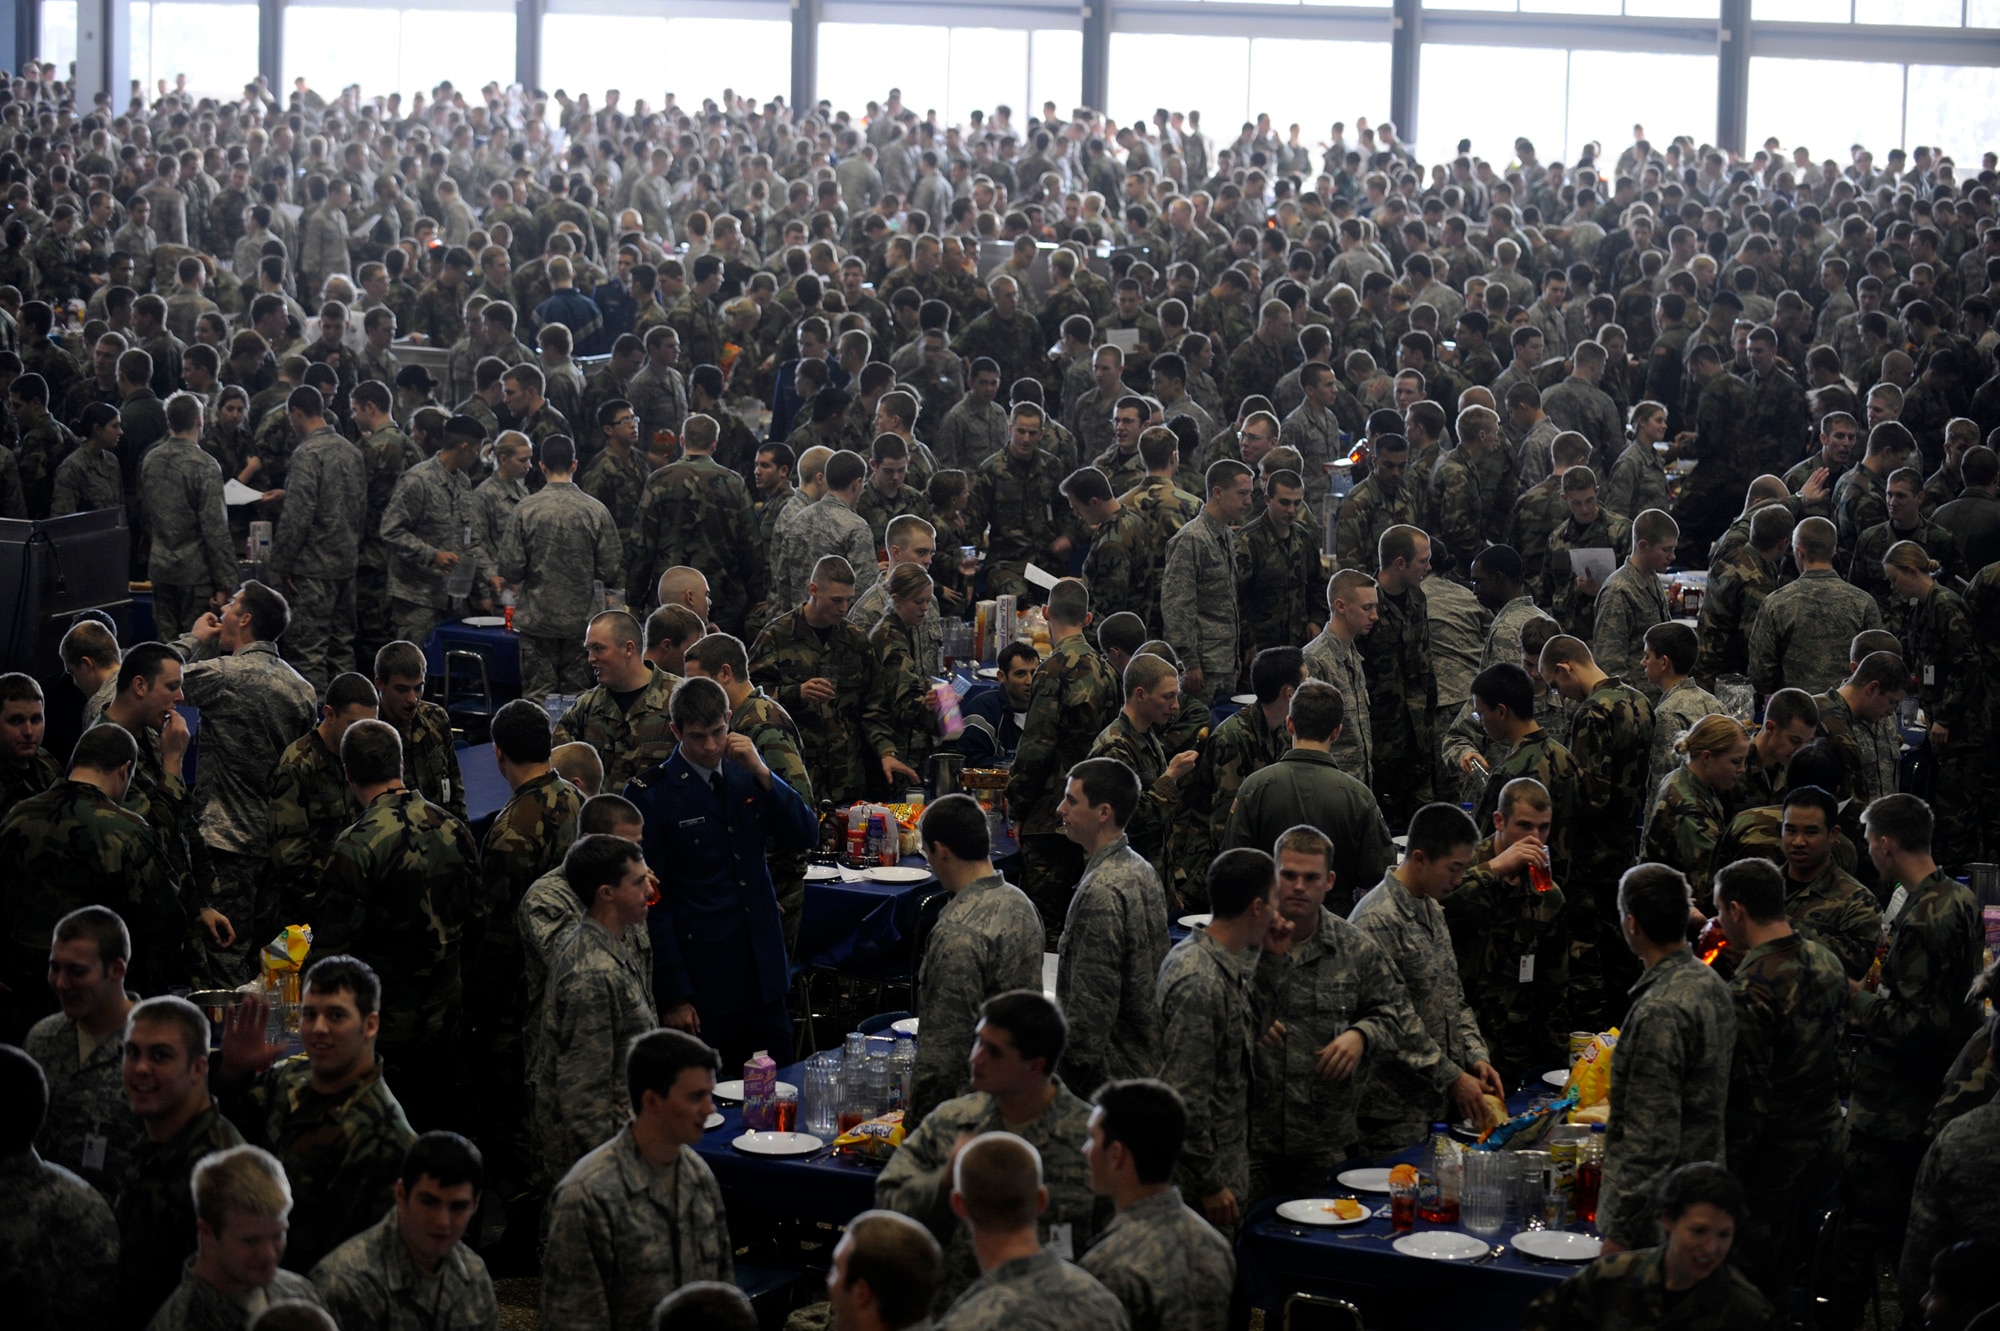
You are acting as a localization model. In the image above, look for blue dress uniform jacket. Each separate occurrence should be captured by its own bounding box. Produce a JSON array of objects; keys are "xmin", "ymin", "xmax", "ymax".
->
[{"xmin": 626, "ymin": 751, "xmax": 817, "ymax": 1022}]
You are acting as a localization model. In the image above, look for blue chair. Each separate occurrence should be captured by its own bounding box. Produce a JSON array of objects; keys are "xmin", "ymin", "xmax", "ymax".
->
[
  {"xmin": 857, "ymin": 1010, "xmax": 914, "ymax": 1036},
  {"xmin": 440, "ymin": 648, "xmax": 498, "ymax": 737}
]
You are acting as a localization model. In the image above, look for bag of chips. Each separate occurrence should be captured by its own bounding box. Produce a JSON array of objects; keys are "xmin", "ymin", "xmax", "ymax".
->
[
  {"xmin": 832, "ymin": 1111, "xmax": 906, "ymax": 1161},
  {"xmin": 1569, "ymin": 1029, "xmax": 1618, "ymax": 1109}
]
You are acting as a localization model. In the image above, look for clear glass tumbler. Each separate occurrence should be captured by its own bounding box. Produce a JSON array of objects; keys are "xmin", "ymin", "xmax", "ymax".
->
[{"xmin": 1461, "ymin": 1150, "xmax": 1507, "ymax": 1236}]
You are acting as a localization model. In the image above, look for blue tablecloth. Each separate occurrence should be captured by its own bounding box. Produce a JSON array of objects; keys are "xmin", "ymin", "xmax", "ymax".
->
[
  {"xmin": 691, "ymin": 1060, "xmax": 883, "ymax": 1228},
  {"xmin": 424, "ymin": 620, "xmax": 523, "ymax": 696},
  {"xmin": 129, "ymin": 590, "xmax": 155, "ymax": 642},
  {"xmin": 1237, "ymin": 1081, "xmax": 1580, "ymax": 1327},
  {"xmin": 950, "ymin": 664, "xmax": 1246, "ymax": 730},
  {"xmin": 798, "ymin": 862, "xmax": 941, "ymax": 971},
  {"xmin": 457, "ymin": 742, "xmax": 511, "ymax": 841}
]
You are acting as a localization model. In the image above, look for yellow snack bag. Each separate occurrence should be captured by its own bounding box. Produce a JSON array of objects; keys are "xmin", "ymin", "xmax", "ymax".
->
[
  {"xmin": 262, "ymin": 926, "xmax": 312, "ymax": 976},
  {"xmin": 1569, "ymin": 1029, "xmax": 1619, "ymax": 1108},
  {"xmin": 832, "ymin": 1111, "xmax": 906, "ymax": 1160}
]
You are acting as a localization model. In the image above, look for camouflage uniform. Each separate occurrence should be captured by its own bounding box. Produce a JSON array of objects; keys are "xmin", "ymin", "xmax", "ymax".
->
[
  {"xmin": 518, "ymin": 868, "xmax": 653, "ymax": 1075},
  {"xmin": 1899, "ymin": 582, "xmax": 1984, "ymax": 864},
  {"xmin": 1173, "ymin": 706, "xmax": 1288, "ymax": 910},
  {"xmin": 1054, "ymin": 836, "xmax": 1168, "ymax": 1101},
  {"xmin": 1598, "ymin": 948, "xmax": 1737, "ymax": 1249},
  {"xmin": 1277, "ymin": 399, "xmax": 1346, "ymax": 484},
  {"xmin": 910, "ymin": 873, "xmax": 1043, "ymax": 1126},
  {"xmin": 373, "ymin": 700, "xmax": 461, "ymax": 823},
  {"xmin": 1003, "ymin": 632, "xmax": 1117, "ymax": 927},
  {"xmin": 1080, "ymin": 502, "xmax": 1158, "ymax": 629},
  {"xmin": 1301, "ymin": 626, "xmax": 1372, "ymax": 786},
  {"xmin": 1161, "ymin": 511, "xmax": 1239, "ymax": 702},
  {"xmin": 141, "ymin": 436, "xmax": 238, "ymax": 636},
  {"xmin": 969, "ymin": 447, "xmax": 1067, "ymax": 597},
  {"xmin": 147, "ymin": 1261, "xmax": 325, "ymax": 1329},
  {"xmin": 933, "ymin": 396, "xmax": 1011, "ymax": 473},
  {"xmin": 1648, "ymin": 678, "xmax": 1727, "ymax": 799},
  {"xmin": 1120, "ymin": 476, "xmax": 1203, "ymax": 626},
  {"xmin": 1093, "ymin": 443, "xmax": 1148, "ymax": 500},
  {"xmin": 1445, "ymin": 835, "xmax": 1571, "ymax": 1084},
  {"xmin": 222, "ymin": 1056, "xmax": 418, "ymax": 1272},
  {"xmin": 1233, "ymin": 510, "xmax": 1319, "ymax": 675},
  {"xmin": 1350, "ymin": 871, "xmax": 1493, "ymax": 1150},
  {"xmin": 852, "ymin": 478, "xmax": 933, "ymax": 552},
  {"xmin": 550, "ymin": 662, "xmax": 678, "ymax": 792},
  {"xmin": 478, "ymin": 770, "xmax": 583, "ymax": 1114},
  {"xmin": 497, "ymin": 479, "xmax": 624, "ymax": 701},
  {"xmin": 1899, "ymin": 1101, "xmax": 2000, "ymax": 1314},
  {"xmin": 1250, "ymin": 909, "xmax": 1433, "ymax": 1195},
  {"xmin": 1087, "ymin": 713, "xmax": 1180, "ymax": 870},
  {"xmin": 1831, "ymin": 463, "xmax": 1887, "ymax": 566},
  {"xmin": 1509, "ymin": 476, "xmax": 1569, "ymax": 596},
  {"xmin": 871, "ymin": 614, "xmax": 942, "ymax": 775},
  {"xmin": 1848, "ymin": 517, "xmax": 1961, "ymax": 619},
  {"xmin": 532, "ymin": 915, "xmax": 658, "ymax": 1175},
  {"xmin": 1157, "ymin": 928, "xmax": 1262, "ymax": 1220},
  {"xmin": 1725, "ymin": 931, "xmax": 1850, "ymax": 1293},
  {"xmin": 1640, "ymin": 767, "xmax": 1733, "ymax": 909},
  {"xmin": 768, "ymin": 492, "xmax": 879, "ymax": 616},
  {"xmin": 1675, "ymin": 371, "xmax": 1759, "ymax": 553},
  {"xmin": 24, "ymin": 1007, "xmax": 144, "ymax": 1202},
  {"xmin": 1361, "ymin": 581, "xmax": 1437, "ymax": 824},
  {"xmin": 1079, "ymin": 1187, "xmax": 1235, "ymax": 1331},
  {"xmin": 269, "ymin": 424, "xmax": 367, "ymax": 693},
  {"xmin": 1604, "ymin": 439, "xmax": 1671, "ymax": 524},
  {"xmin": 16, "ymin": 412, "xmax": 77, "ymax": 521},
  {"xmin": 1523, "ymin": 1244, "xmax": 1776, "ymax": 1331},
  {"xmin": 749, "ymin": 607, "xmax": 897, "ymax": 804},
  {"xmin": 308, "ymin": 1204, "xmax": 500, "ymax": 1331},
  {"xmin": 0, "ymin": 781, "xmax": 190, "ymax": 1028},
  {"xmin": 49, "ymin": 444, "xmax": 122, "ymax": 516},
  {"xmin": 1594, "ymin": 561, "xmax": 1671, "ymax": 696},
  {"xmin": 1565, "ymin": 677, "xmax": 1656, "ymax": 1027},
  {"xmin": 1696, "ymin": 543, "xmax": 1786, "ymax": 685},
  {"xmin": 0, "ymin": 1149, "xmax": 119, "ymax": 1329},
  {"xmin": 635, "ymin": 454, "xmax": 762, "ymax": 634},
  {"xmin": 1334, "ymin": 474, "xmax": 1418, "ymax": 574},
  {"xmin": 578, "ymin": 447, "xmax": 647, "ymax": 590},
  {"xmin": 937, "ymin": 1249, "xmax": 1131, "ymax": 1331},
  {"xmin": 1545, "ymin": 510, "xmax": 1633, "ymax": 640},
  {"xmin": 1746, "ymin": 569, "xmax": 1883, "ymax": 697},
  {"xmin": 541, "ymin": 1128, "xmax": 732, "ymax": 1331},
  {"xmin": 381, "ymin": 456, "xmax": 491, "ymax": 646},
  {"xmin": 116, "ymin": 1104, "xmax": 246, "ymax": 1327},
  {"xmin": 357, "ymin": 424, "xmax": 421, "ymax": 652},
  {"xmin": 1476, "ymin": 727, "xmax": 1584, "ymax": 881},
  {"xmin": 877, "ymin": 1082, "xmax": 1104, "ymax": 1311},
  {"xmin": 624, "ymin": 363, "xmax": 688, "ymax": 446}
]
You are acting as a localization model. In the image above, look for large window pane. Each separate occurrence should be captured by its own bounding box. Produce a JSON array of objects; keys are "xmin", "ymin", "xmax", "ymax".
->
[
  {"xmin": 1425, "ymin": 0, "xmax": 1518, "ymax": 12},
  {"xmin": 1418, "ymin": 44, "xmax": 1566, "ymax": 167},
  {"xmin": 817, "ymin": 24, "xmax": 949, "ymax": 124},
  {"xmin": 1904, "ymin": 66, "xmax": 2000, "ymax": 165},
  {"xmin": 1523, "ymin": 0, "xmax": 1620, "ymax": 14},
  {"xmin": 542, "ymin": 12, "xmax": 668, "ymax": 106},
  {"xmin": 398, "ymin": 10, "xmax": 515, "ymax": 102},
  {"xmin": 285, "ymin": 6, "xmax": 372, "ymax": 99},
  {"xmin": 666, "ymin": 18, "xmax": 791, "ymax": 105},
  {"xmin": 1853, "ymin": 0, "xmax": 1958, "ymax": 22},
  {"xmin": 39, "ymin": 1, "xmax": 78, "ymax": 70},
  {"xmin": 1752, "ymin": 0, "xmax": 1850, "ymax": 19},
  {"xmin": 1747, "ymin": 57, "xmax": 1903, "ymax": 163},
  {"xmin": 1108, "ymin": 32, "xmax": 1250, "ymax": 132},
  {"xmin": 1567, "ymin": 50, "xmax": 1714, "ymax": 162},
  {"xmin": 1972, "ymin": 0, "xmax": 2000, "ymax": 23},
  {"xmin": 947, "ymin": 29, "xmax": 1028, "ymax": 130},
  {"xmin": 287, "ymin": 6, "xmax": 514, "ymax": 102},
  {"xmin": 1621, "ymin": 0, "xmax": 1719, "ymax": 15},
  {"xmin": 1029, "ymin": 28, "xmax": 1083, "ymax": 120},
  {"xmin": 132, "ymin": 2, "xmax": 258, "ymax": 99},
  {"xmin": 1246, "ymin": 38, "xmax": 1392, "ymax": 149}
]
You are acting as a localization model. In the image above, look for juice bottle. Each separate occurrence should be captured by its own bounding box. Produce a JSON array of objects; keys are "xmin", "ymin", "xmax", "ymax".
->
[
  {"xmin": 1417, "ymin": 1124, "xmax": 1461, "ymax": 1223},
  {"xmin": 1575, "ymin": 1124, "xmax": 1605, "ymax": 1227}
]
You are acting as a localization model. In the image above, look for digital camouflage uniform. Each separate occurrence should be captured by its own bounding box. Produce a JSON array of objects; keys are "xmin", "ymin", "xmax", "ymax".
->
[
  {"xmin": 768, "ymin": 491, "xmax": 880, "ymax": 614},
  {"xmin": 749, "ymin": 607, "xmax": 897, "ymax": 805},
  {"xmin": 1594, "ymin": 561, "xmax": 1671, "ymax": 697},
  {"xmin": 1233, "ymin": 509, "xmax": 1320, "ymax": 679},
  {"xmin": 877, "ymin": 1082, "xmax": 1104, "ymax": 1312},
  {"xmin": 141, "ymin": 435, "xmax": 239, "ymax": 637},
  {"xmin": 1598, "ymin": 948, "xmax": 1737, "ymax": 1250},
  {"xmin": 636, "ymin": 453, "xmax": 762, "ymax": 634},
  {"xmin": 1334, "ymin": 473, "xmax": 1418, "ymax": 574},
  {"xmin": 269, "ymin": 424, "xmax": 367, "ymax": 693},
  {"xmin": 1724, "ymin": 931, "xmax": 1849, "ymax": 1293},
  {"xmin": 1120, "ymin": 476, "xmax": 1203, "ymax": 632},
  {"xmin": 1088, "ymin": 712, "xmax": 1181, "ymax": 871},
  {"xmin": 222, "ymin": 1055, "xmax": 418, "ymax": 1272},
  {"xmin": 1250, "ymin": 909, "xmax": 1431, "ymax": 1198},
  {"xmin": 24, "ymin": 1006, "xmax": 144, "ymax": 1203},
  {"xmin": 1361, "ymin": 582, "xmax": 1436, "ymax": 825},
  {"xmin": 1899, "ymin": 1101, "xmax": 2000, "ymax": 1318},
  {"xmin": 1522, "ymin": 1243, "xmax": 1776, "ymax": 1331},
  {"xmin": 909, "ymin": 873, "xmax": 1043, "ymax": 1127},
  {"xmin": 1157, "ymin": 927, "xmax": 1263, "ymax": 1223},
  {"xmin": 1173, "ymin": 705, "xmax": 1288, "ymax": 911},
  {"xmin": 517, "ymin": 867, "xmax": 653, "ymax": 1078},
  {"xmin": 531, "ymin": 915, "xmax": 658, "ymax": 1177},
  {"xmin": 381, "ymin": 455, "xmax": 491, "ymax": 646},
  {"xmin": 937, "ymin": 1249, "xmax": 1131, "ymax": 1331},
  {"xmin": 541, "ymin": 1129, "xmax": 731, "ymax": 1331},
  {"xmin": 1003, "ymin": 631, "xmax": 1117, "ymax": 928},
  {"xmin": 1746, "ymin": 568, "xmax": 1883, "ymax": 697},
  {"xmin": 146, "ymin": 1261, "xmax": 325, "ymax": 1329},
  {"xmin": 1301, "ymin": 625, "xmax": 1373, "ymax": 787},
  {"xmin": 1640, "ymin": 767, "xmax": 1733, "ymax": 911},
  {"xmin": 116, "ymin": 1104, "xmax": 246, "ymax": 1328},
  {"xmin": 1848, "ymin": 517, "xmax": 1961, "ymax": 620},
  {"xmin": 1545, "ymin": 510, "xmax": 1632, "ymax": 640},
  {"xmin": 1161, "ymin": 510, "xmax": 1239, "ymax": 702},
  {"xmin": 552, "ymin": 663, "xmax": 678, "ymax": 794},
  {"xmin": 0, "ymin": 1149, "xmax": 119, "ymax": 1330},
  {"xmin": 577, "ymin": 446, "xmax": 648, "ymax": 591},
  {"xmin": 358, "ymin": 424, "xmax": 422, "ymax": 653},
  {"xmin": 1054, "ymin": 836, "xmax": 1168, "ymax": 1101},
  {"xmin": 308, "ymin": 1204, "xmax": 499, "ymax": 1331},
  {"xmin": 1079, "ymin": 502, "xmax": 1157, "ymax": 628},
  {"xmin": 1898, "ymin": 582, "xmax": 1985, "ymax": 864},
  {"xmin": 1078, "ymin": 1187, "xmax": 1235, "ymax": 1331},
  {"xmin": 497, "ymin": 479, "xmax": 625, "ymax": 701},
  {"xmin": 934, "ymin": 396, "xmax": 1011, "ymax": 474}
]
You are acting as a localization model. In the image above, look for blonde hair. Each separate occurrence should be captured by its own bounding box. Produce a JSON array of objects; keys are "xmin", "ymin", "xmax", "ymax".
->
[
  {"xmin": 193, "ymin": 1145, "xmax": 292, "ymax": 1231},
  {"xmin": 885, "ymin": 560, "xmax": 931, "ymax": 603},
  {"xmin": 1674, "ymin": 714, "xmax": 1750, "ymax": 760},
  {"xmin": 1882, "ymin": 539, "xmax": 1939, "ymax": 578}
]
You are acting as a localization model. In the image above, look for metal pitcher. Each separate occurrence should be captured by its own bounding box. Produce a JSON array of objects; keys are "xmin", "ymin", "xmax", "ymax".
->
[
  {"xmin": 927, "ymin": 752, "xmax": 965, "ymax": 800},
  {"xmin": 1967, "ymin": 863, "xmax": 2000, "ymax": 908}
]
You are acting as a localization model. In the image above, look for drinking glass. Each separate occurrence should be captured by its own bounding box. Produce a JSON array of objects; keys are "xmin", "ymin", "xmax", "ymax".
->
[
  {"xmin": 773, "ymin": 1086, "xmax": 799, "ymax": 1134},
  {"xmin": 1461, "ymin": 1151, "xmax": 1507, "ymax": 1236},
  {"xmin": 802, "ymin": 1053, "xmax": 841, "ymax": 1139},
  {"xmin": 1388, "ymin": 1177, "xmax": 1418, "ymax": 1232},
  {"xmin": 1515, "ymin": 1151, "xmax": 1552, "ymax": 1230}
]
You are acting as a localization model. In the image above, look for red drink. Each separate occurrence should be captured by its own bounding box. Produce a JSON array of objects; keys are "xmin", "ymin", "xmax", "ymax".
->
[
  {"xmin": 1390, "ymin": 1192, "xmax": 1416, "ymax": 1231},
  {"xmin": 1418, "ymin": 1196, "xmax": 1460, "ymax": 1224},
  {"xmin": 837, "ymin": 1110, "xmax": 867, "ymax": 1135},
  {"xmin": 1575, "ymin": 1160, "xmax": 1602, "ymax": 1226},
  {"xmin": 774, "ymin": 1098, "xmax": 798, "ymax": 1132},
  {"xmin": 1529, "ymin": 860, "xmax": 1556, "ymax": 894},
  {"xmin": 502, "ymin": 604, "xmax": 514, "ymax": 632}
]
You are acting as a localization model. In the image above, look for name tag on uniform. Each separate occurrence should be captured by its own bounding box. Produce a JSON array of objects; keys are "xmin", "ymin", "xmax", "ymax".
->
[
  {"xmin": 679, "ymin": 816, "xmax": 708, "ymax": 828},
  {"xmin": 441, "ymin": 779, "xmax": 452, "ymax": 803},
  {"xmin": 1046, "ymin": 1223, "xmax": 1074, "ymax": 1260},
  {"xmin": 82, "ymin": 1133, "xmax": 108, "ymax": 1172},
  {"xmin": 1519, "ymin": 955, "xmax": 1535, "ymax": 984},
  {"xmin": 1924, "ymin": 665, "xmax": 1935, "ymax": 686}
]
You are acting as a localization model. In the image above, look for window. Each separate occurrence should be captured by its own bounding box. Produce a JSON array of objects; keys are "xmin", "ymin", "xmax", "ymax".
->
[
  {"xmin": 541, "ymin": 13, "xmax": 668, "ymax": 106},
  {"xmin": 38, "ymin": 0, "xmax": 77, "ymax": 70},
  {"xmin": 1752, "ymin": 0, "xmax": 1851, "ymax": 20},
  {"xmin": 818, "ymin": 24, "xmax": 950, "ymax": 124},
  {"xmin": 1522, "ymin": 0, "xmax": 1623, "ymax": 16},
  {"xmin": 1567, "ymin": 50, "xmax": 1715, "ymax": 160},
  {"xmin": 1904, "ymin": 65, "xmax": 2000, "ymax": 164},
  {"xmin": 285, "ymin": 4, "xmax": 517, "ymax": 102},
  {"xmin": 662, "ymin": 18, "xmax": 791, "ymax": 103},
  {"xmin": 946, "ymin": 28, "xmax": 1029, "ymax": 130},
  {"xmin": 1853, "ymin": 0, "xmax": 1960, "ymax": 23},
  {"xmin": 130, "ymin": 2, "xmax": 260, "ymax": 99},
  {"xmin": 1619, "ymin": 0, "xmax": 1718, "ymax": 15},
  {"xmin": 1745, "ymin": 57, "xmax": 1904, "ymax": 160},
  {"xmin": 1419, "ymin": 43, "xmax": 1567, "ymax": 165},
  {"xmin": 1108, "ymin": 32, "xmax": 1251, "ymax": 129},
  {"xmin": 1247, "ymin": 38, "xmax": 1393, "ymax": 147},
  {"xmin": 1029, "ymin": 29, "xmax": 1083, "ymax": 119}
]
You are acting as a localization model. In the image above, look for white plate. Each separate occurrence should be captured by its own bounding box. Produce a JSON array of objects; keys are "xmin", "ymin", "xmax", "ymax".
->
[
  {"xmin": 804, "ymin": 864, "xmax": 841, "ymax": 882},
  {"xmin": 976, "ymin": 666, "xmax": 1001, "ymax": 680},
  {"xmin": 891, "ymin": 1017, "xmax": 920, "ymax": 1036},
  {"xmin": 704, "ymin": 1112, "xmax": 725, "ymax": 1130},
  {"xmin": 865, "ymin": 866, "xmax": 931, "ymax": 884},
  {"xmin": 1177, "ymin": 913, "xmax": 1213, "ymax": 930},
  {"xmin": 1277, "ymin": 1198, "xmax": 1373, "ymax": 1227},
  {"xmin": 1393, "ymin": 1231, "xmax": 1492, "ymax": 1261},
  {"xmin": 1542, "ymin": 1069, "xmax": 1571, "ymax": 1089},
  {"xmin": 1335, "ymin": 1167, "xmax": 1393, "ymax": 1194},
  {"xmin": 1511, "ymin": 1230, "xmax": 1603, "ymax": 1262},
  {"xmin": 730, "ymin": 1131, "xmax": 824, "ymax": 1157},
  {"xmin": 1229, "ymin": 693, "xmax": 1257, "ymax": 705},
  {"xmin": 462, "ymin": 615, "xmax": 506, "ymax": 628},
  {"xmin": 711, "ymin": 1079, "xmax": 798, "ymax": 1103}
]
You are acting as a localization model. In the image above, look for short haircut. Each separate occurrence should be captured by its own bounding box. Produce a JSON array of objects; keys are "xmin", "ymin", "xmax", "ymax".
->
[
  {"xmin": 626, "ymin": 1028, "xmax": 722, "ymax": 1114},
  {"xmin": 1643, "ymin": 621, "xmax": 1699, "ymax": 675},
  {"xmin": 667, "ymin": 675, "xmax": 729, "ymax": 729},
  {"xmin": 1208, "ymin": 847, "xmax": 1276, "ymax": 919},
  {"xmin": 1249, "ymin": 646, "xmax": 1304, "ymax": 704},
  {"xmin": 115, "ymin": 640, "xmax": 182, "ymax": 696},
  {"xmin": 71, "ymin": 723, "xmax": 138, "ymax": 774},
  {"xmin": 1656, "ymin": 1160, "xmax": 1747, "ymax": 1224},
  {"xmin": 1047, "ymin": 577, "xmax": 1091, "ymax": 626},
  {"xmin": 836, "ymin": 1211, "xmax": 942, "ymax": 1330},
  {"xmin": 1763, "ymin": 687, "xmax": 1819, "ymax": 732},
  {"xmin": 651, "ymin": 1284, "xmax": 756, "ymax": 1331},
  {"xmin": 1288, "ymin": 678, "xmax": 1344, "ymax": 742},
  {"xmin": 1713, "ymin": 857, "xmax": 1786, "ymax": 922},
  {"xmin": 304, "ymin": 954, "xmax": 381, "ymax": 1018},
  {"xmin": 1619, "ymin": 863, "xmax": 1694, "ymax": 946},
  {"xmin": 1498, "ymin": 777, "xmax": 1553, "ymax": 819},
  {"xmin": 824, "ymin": 449, "xmax": 868, "ymax": 491},
  {"xmin": 1379, "ymin": 524, "xmax": 1425, "ymax": 568},
  {"xmin": 0, "ymin": 1045, "xmax": 47, "ymax": 1151},
  {"xmin": 646, "ymin": 605, "xmax": 705, "ymax": 655},
  {"xmin": 400, "ymin": 1130, "xmax": 485, "ymax": 1193},
  {"xmin": 1065, "ymin": 757, "xmax": 1141, "ymax": 829},
  {"xmin": 374, "ymin": 640, "xmax": 426, "ymax": 682},
  {"xmin": 1122, "ymin": 652, "xmax": 1177, "ymax": 697},
  {"xmin": 953, "ymin": 1132, "xmax": 1043, "ymax": 1231},
  {"xmin": 60, "ymin": 619, "xmax": 119, "ymax": 670},
  {"xmin": 979, "ymin": 988, "xmax": 1067, "ymax": 1072},
  {"xmin": 918, "ymin": 793, "xmax": 991, "ymax": 861},
  {"xmin": 1848, "ymin": 650, "xmax": 1907, "ymax": 693},
  {"xmin": 1633, "ymin": 508, "xmax": 1678, "ymax": 545},
  {"xmin": 1863, "ymin": 792, "xmax": 1932, "ymax": 855},
  {"xmin": 564, "ymin": 833, "xmax": 645, "ymax": 908},
  {"xmin": 1205, "ymin": 458, "xmax": 1253, "ymax": 497},
  {"xmin": 236, "ymin": 579, "xmax": 291, "ymax": 643},
  {"xmin": 194, "ymin": 1145, "xmax": 292, "ymax": 1230},
  {"xmin": 1783, "ymin": 782, "xmax": 1840, "ymax": 830},
  {"xmin": 1092, "ymin": 1078, "xmax": 1188, "ymax": 1185},
  {"xmin": 165, "ymin": 390, "xmax": 204, "ymax": 434},
  {"xmin": 810, "ymin": 555, "xmax": 857, "ymax": 591},
  {"xmin": 1470, "ymin": 662, "xmax": 1535, "ymax": 719},
  {"xmin": 1406, "ymin": 801, "xmax": 1478, "ymax": 861},
  {"xmin": 340, "ymin": 718, "xmax": 404, "ymax": 785},
  {"xmin": 1793, "ymin": 515, "xmax": 1836, "ymax": 563},
  {"xmin": 579, "ymin": 792, "xmax": 642, "ymax": 835},
  {"xmin": 54, "ymin": 903, "xmax": 130, "ymax": 966},
  {"xmin": 490, "ymin": 697, "xmax": 554, "ymax": 764},
  {"xmin": 1060, "ymin": 466, "xmax": 1112, "ymax": 505}
]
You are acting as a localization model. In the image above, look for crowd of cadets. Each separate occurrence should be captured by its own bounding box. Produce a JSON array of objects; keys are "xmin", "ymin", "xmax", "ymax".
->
[{"xmin": 0, "ymin": 61, "xmax": 1996, "ymax": 1331}]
